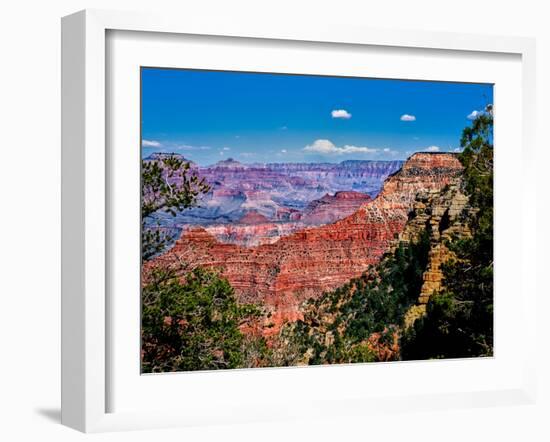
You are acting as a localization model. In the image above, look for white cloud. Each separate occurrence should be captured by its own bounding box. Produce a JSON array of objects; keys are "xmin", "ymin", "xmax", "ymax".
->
[
  {"xmin": 142, "ymin": 139, "xmax": 162, "ymax": 147},
  {"xmin": 281, "ymin": 149, "xmax": 287, "ymax": 153},
  {"xmin": 424, "ymin": 145, "xmax": 441, "ymax": 152},
  {"xmin": 304, "ymin": 139, "xmax": 378, "ymax": 155},
  {"xmin": 453, "ymin": 147, "xmax": 463, "ymax": 153},
  {"xmin": 331, "ymin": 109, "xmax": 352, "ymax": 119},
  {"xmin": 467, "ymin": 110, "xmax": 483, "ymax": 120},
  {"xmin": 222, "ymin": 147, "xmax": 231, "ymax": 151},
  {"xmin": 381, "ymin": 147, "xmax": 400, "ymax": 157},
  {"xmin": 400, "ymin": 114, "xmax": 416, "ymax": 122}
]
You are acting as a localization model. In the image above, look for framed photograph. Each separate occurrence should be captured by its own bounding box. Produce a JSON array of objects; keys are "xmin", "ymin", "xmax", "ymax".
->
[{"xmin": 61, "ymin": 9, "xmax": 537, "ymax": 432}]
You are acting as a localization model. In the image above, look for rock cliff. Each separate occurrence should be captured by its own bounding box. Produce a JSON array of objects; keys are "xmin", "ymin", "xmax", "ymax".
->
[{"xmin": 401, "ymin": 181, "xmax": 475, "ymax": 327}]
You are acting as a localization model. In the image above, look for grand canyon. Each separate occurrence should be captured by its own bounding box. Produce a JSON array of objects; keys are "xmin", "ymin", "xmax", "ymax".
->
[
  {"xmin": 142, "ymin": 149, "xmax": 488, "ymax": 364},
  {"xmin": 140, "ymin": 69, "xmax": 493, "ymax": 373}
]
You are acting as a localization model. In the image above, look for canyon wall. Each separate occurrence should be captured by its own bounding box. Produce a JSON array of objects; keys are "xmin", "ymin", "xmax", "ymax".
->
[
  {"xmin": 400, "ymin": 181, "xmax": 475, "ymax": 328},
  {"xmin": 202, "ymin": 191, "xmax": 372, "ymax": 246}
]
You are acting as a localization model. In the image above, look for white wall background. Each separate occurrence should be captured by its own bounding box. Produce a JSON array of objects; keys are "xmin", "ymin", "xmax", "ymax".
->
[{"xmin": 0, "ymin": 1, "xmax": 547, "ymax": 440}]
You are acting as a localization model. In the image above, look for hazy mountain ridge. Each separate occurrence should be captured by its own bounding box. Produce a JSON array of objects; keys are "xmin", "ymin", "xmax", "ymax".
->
[{"xmin": 144, "ymin": 155, "xmax": 403, "ymax": 246}]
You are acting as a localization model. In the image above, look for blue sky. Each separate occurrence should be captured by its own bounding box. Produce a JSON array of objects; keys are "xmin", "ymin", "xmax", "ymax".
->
[{"xmin": 141, "ymin": 68, "xmax": 493, "ymax": 165}]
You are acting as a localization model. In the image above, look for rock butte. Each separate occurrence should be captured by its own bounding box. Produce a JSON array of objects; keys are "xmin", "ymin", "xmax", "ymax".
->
[
  {"xmin": 146, "ymin": 153, "xmax": 464, "ymax": 336},
  {"xmin": 301, "ymin": 191, "xmax": 372, "ymax": 225}
]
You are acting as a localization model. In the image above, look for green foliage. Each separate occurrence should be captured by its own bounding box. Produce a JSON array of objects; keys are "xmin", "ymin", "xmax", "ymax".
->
[
  {"xmin": 141, "ymin": 266, "xmax": 268, "ymax": 372},
  {"xmin": 141, "ymin": 155, "xmax": 211, "ymax": 260},
  {"xmin": 459, "ymin": 104, "xmax": 493, "ymax": 235},
  {"xmin": 347, "ymin": 342, "xmax": 377, "ymax": 363},
  {"xmin": 401, "ymin": 105, "xmax": 494, "ymax": 359},
  {"xmin": 141, "ymin": 225, "xmax": 173, "ymax": 261},
  {"xmin": 343, "ymin": 229, "xmax": 431, "ymax": 344},
  {"xmin": 142, "ymin": 156, "xmax": 210, "ymax": 218}
]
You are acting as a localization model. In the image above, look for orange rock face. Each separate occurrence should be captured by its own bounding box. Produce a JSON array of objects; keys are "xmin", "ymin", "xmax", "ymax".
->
[{"xmin": 146, "ymin": 153, "xmax": 463, "ymax": 336}]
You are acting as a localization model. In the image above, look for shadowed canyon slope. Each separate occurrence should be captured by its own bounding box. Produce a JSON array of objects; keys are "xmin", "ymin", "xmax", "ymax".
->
[{"xmin": 146, "ymin": 153, "xmax": 463, "ymax": 335}]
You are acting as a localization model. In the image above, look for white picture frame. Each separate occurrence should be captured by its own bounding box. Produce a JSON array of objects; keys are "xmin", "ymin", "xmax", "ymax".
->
[{"xmin": 61, "ymin": 9, "xmax": 538, "ymax": 433}]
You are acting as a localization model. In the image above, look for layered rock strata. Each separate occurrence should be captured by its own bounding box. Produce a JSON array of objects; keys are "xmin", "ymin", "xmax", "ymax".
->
[
  {"xmin": 201, "ymin": 191, "xmax": 372, "ymax": 247},
  {"xmin": 146, "ymin": 153, "xmax": 464, "ymax": 336},
  {"xmin": 301, "ymin": 191, "xmax": 372, "ymax": 225},
  {"xmin": 401, "ymin": 182, "xmax": 475, "ymax": 328}
]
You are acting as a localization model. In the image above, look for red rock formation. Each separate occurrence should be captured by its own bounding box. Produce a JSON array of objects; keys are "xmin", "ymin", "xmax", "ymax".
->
[
  {"xmin": 146, "ymin": 153, "xmax": 463, "ymax": 337},
  {"xmin": 302, "ymin": 191, "xmax": 371, "ymax": 225}
]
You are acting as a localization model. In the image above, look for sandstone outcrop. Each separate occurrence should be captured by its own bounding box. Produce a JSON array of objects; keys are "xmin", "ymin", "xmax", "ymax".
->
[{"xmin": 400, "ymin": 182, "xmax": 475, "ymax": 328}]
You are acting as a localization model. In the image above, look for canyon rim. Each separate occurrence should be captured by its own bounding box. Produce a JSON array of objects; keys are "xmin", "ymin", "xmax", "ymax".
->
[{"xmin": 140, "ymin": 68, "xmax": 494, "ymax": 372}]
